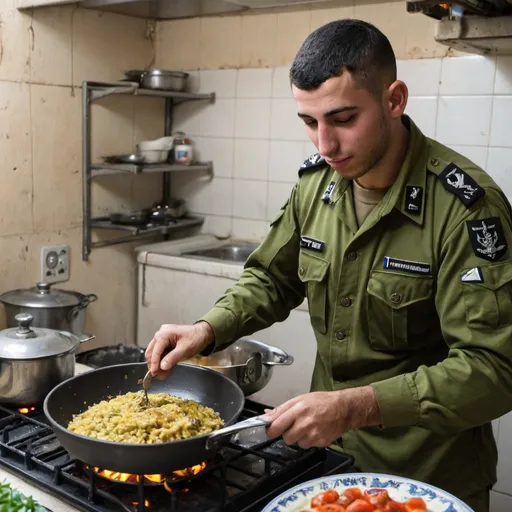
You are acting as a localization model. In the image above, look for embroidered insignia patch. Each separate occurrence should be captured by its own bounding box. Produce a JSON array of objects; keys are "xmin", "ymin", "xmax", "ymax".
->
[
  {"xmin": 300, "ymin": 236, "xmax": 325, "ymax": 253},
  {"xmin": 466, "ymin": 217, "xmax": 507, "ymax": 261},
  {"xmin": 461, "ymin": 267, "xmax": 483, "ymax": 283},
  {"xmin": 298, "ymin": 153, "xmax": 326, "ymax": 177},
  {"xmin": 322, "ymin": 181, "xmax": 336, "ymax": 204},
  {"xmin": 405, "ymin": 185, "xmax": 423, "ymax": 214},
  {"xmin": 439, "ymin": 163, "xmax": 485, "ymax": 207},
  {"xmin": 383, "ymin": 256, "xmax": 431, "ymax": 275}
]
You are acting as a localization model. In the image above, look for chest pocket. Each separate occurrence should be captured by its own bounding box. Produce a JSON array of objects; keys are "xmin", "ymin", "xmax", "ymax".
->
[
  {"xmin": 298, "ymin": 250, "xmax": 330, "ymax": 334},
  {"xmin": 367, "ymin": 270, "xmax": 434, "ymax": 352}
]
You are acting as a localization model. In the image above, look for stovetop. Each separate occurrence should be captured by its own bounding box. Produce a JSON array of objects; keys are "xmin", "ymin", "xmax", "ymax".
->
[{"xmin": 0, "ymin": 400, "xmax": 355, "ymax": 512}]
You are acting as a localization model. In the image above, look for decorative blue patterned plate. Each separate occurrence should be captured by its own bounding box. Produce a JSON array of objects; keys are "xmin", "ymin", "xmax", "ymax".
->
[{"xmin": 261, "ymin": 473, "xmax": 474, "ymax": 512}]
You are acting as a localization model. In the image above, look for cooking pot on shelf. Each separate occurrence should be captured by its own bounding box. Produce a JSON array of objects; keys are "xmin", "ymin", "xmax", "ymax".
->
[
  {"xmin": 0, "ymin": 313, "xmax": 95, "ymax": 406},
  {"xmin": 0, "ymin": 282, "xmax": 97, "ymax": 335},
  {"xmin": 184, "ymin": 338, "xmax": 294, "ymax": 396}
]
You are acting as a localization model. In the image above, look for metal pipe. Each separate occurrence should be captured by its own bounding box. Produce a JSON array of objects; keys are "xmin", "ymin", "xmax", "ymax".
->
[
  {"xmin": 162, "ymin": 98, "xmax": 174, "ymax": 207},
  {"xmin": 82, "ymin": 82, "xmax": 92, "ymax": 262}
]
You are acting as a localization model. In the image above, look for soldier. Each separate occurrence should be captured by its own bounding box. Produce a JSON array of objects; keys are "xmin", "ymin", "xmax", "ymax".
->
[{"xmin": 145, "ymin": 19, "xmax": 512, "ymax": 512}]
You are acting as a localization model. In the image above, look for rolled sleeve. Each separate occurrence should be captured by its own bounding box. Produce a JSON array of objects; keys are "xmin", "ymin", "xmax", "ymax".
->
[
  {"xmin": 197, "ymin": 307, "xmax": 239, "ymax": 354},
  {"xmin": 372, "ymin": 373, "xmax": 420, "ymax": 428}
]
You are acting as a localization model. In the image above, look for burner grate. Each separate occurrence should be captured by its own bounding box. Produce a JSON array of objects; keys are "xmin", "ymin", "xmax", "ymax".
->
[{"xmin": 0, "ymin": 401, "xmax": 354, "ymax": 512}]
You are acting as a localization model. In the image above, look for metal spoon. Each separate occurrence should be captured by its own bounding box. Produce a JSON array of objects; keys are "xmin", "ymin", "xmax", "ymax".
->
[
  {"xmin": 142, "ymin": 370, "xmax": 152, "ymax": 406},
  {"xmin": 141, "ymin": 346, "xmax": 174, "ymax": 406}
]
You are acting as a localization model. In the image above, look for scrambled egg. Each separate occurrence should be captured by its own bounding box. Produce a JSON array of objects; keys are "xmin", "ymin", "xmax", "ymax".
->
[{"xmin": 67, "ymin": 392, "xmax": 224, "ymax": 443}]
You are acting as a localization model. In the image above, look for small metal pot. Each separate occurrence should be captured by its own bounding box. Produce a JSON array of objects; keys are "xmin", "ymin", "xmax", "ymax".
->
[
  {"xmin": 140, "ymin": 70, "xmax": 189, "ymax": 92},
  {"xmin": 184, "ymin": 338, "xmax": 294, "ymax": 396},
  {"xmin": 0, "ymin": 313, "xmax": 95, "ymax": 406},
  {"xmin": 0, "ymin": 282, "xmax": 97, "ymax": 335}
]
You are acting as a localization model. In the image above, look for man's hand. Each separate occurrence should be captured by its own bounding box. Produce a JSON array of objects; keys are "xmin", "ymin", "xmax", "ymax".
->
[
  {"xmin": 263, "ymin": 386, "xmax": 381, "ymax": 449},
  {"xmin": 145, "ymin": 321, "xmax": 214, "ymax": 379}
]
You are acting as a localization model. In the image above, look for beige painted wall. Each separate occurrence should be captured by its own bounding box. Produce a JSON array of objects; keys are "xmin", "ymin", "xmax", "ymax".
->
[
  {"xmin": 155, "ymin": 0, "xmax": 457, "ymax": 71},
  {"xmin": 0, "ymin": 1, "xmax": 164, "ymax": 349}
]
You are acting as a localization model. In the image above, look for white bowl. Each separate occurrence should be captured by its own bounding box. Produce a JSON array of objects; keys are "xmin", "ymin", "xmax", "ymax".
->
[
  {"xmin": 137, "ymin": 136, "xmax": 175, "ymax": 151},
  {"xmin": 138, "ymin": 149, "xmax": 169, "ymax": 163}
]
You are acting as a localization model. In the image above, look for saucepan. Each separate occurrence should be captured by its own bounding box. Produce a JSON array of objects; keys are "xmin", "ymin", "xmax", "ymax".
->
[
  {"xmin": 184, "ymin": 338, "xmax": 294, "ymax": 396},
  {"xmin": 0, "ymin": 314, "xmax": 95, "ymax": 406}
]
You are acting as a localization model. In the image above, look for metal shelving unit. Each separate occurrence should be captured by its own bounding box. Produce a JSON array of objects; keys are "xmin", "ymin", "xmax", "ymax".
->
[{"xmin": 82, "ymin": 80, "xmax": 216, "ymax": 261}]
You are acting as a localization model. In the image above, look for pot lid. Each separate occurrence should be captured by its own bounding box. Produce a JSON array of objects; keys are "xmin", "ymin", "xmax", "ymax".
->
[
  {"xmin": 0, "ymin": 314, "xmax": 80, "ymax": 359},
  {"xmin": 0, "ymin": 282, "xmax": 84, "ymax": 308}
]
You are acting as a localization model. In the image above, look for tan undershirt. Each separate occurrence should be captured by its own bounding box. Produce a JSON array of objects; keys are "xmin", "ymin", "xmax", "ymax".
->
[{"xmin": 352, "ymin": 180, "xmax": 389, "ymax": 228}]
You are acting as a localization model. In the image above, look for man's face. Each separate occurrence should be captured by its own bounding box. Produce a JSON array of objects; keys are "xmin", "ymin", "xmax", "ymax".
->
[{"xmin": 292, "ymin": 73, "xmax": 391, "ymax": 181}]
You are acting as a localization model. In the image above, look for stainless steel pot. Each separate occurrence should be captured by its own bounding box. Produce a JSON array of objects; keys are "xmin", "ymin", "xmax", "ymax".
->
[
  {"xmin": 0, "ymin": 313, "xmax": 95, "ymax": 406},
  {"xmin": 140, "ymin": 70, "xmax": 189, "ymax": 91},
  {"xmin": 0, "ymin": 282, "xmax": 97, "ymax": 335},
  {"xmin": 184, "ymin": 338, "xmax": 294, "ymax": 396}
]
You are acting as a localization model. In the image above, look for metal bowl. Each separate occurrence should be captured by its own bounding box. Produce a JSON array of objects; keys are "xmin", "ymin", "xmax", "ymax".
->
[
  {"xmin": 140, "ymin": 70, "xmax": 189, "ymax": 92},
  {"xmin": 183, "ymin": 338, "xmax": 294, "ymax": 396}
]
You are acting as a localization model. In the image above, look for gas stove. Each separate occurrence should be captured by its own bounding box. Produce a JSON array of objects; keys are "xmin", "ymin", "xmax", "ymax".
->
[{"xmin": 0, "ymin": 400, "xmax": 354, "ymax": 512}]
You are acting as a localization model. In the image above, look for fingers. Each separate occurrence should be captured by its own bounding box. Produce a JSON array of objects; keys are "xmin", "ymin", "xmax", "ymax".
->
[
  {"xmin": 145, "ymin": 338, "xmax": 155, "ymax": 367},
  {"xmin": 265, "ymin": 402, "xmax": 301, "ymax": 440},
  {"xmin": 148, "ymin": 325, "xmax": 177, "ymax": 378}
]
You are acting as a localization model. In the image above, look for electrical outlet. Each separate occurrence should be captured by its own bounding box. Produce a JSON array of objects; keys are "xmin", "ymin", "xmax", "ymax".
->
[{"xmin": 41, "ymin": 245, "xmax": 70, "ymax": 284}]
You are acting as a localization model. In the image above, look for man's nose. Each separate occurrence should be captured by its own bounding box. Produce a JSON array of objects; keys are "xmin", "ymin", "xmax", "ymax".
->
[{"xmin": 317, "ymin": 126, "xmax": 338, "ymax": 157}]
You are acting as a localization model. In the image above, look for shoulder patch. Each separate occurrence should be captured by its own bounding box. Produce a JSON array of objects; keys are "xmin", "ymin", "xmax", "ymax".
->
[
  {"xmin": 438, "ymin": 163, "xmax": 485, "ymax": 208},
  {"xmin": 466, "ymin": 217, "xmax": 507, "ymax": 262},
  {"xmin": 298, "ymin": 153, "xmax": 326, "ymax": 177}
]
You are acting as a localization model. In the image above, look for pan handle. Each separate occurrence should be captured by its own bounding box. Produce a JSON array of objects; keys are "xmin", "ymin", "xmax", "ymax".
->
[
  {"xmin": 263, "ymin": 347, "xmax": 294, "ymax": 367},
  {"xmin": 205, "ymin": 415, "xmax": 270, "ymax": 451}
]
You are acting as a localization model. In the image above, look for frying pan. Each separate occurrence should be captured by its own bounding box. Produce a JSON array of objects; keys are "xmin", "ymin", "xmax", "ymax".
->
[{"xmin": 43, "ymin": 362, "xmax": 270, "ymax": 475}]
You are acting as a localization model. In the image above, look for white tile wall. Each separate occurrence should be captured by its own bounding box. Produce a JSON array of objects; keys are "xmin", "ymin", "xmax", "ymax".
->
[
  {"xmin": 171, "ymin": 56, "xmax": 512, "ymax": 245},
  {"xmin": 440, "ymin": 55, "xmax": 496, "ymax": 95}
]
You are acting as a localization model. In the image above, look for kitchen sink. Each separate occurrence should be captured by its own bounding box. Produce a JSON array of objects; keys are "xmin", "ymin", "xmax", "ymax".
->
[{"xmin": 181, "ymin": 242, "xmax": 260, "ymax": 263}]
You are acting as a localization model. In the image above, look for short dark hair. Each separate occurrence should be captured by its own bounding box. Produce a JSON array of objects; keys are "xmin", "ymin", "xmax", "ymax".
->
[{"xmin": 289, "ymin": 19, "xmax": 397, "ymax": 94}]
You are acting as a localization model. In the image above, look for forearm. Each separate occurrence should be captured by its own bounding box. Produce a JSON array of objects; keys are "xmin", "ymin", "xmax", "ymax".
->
[
  {"xmin": 371, "ymin": 343, "xmax": 512, "ymax": 434},
  {"xmin": 339, "ymin": 386, "xmax": 382, "ymax": 431}
]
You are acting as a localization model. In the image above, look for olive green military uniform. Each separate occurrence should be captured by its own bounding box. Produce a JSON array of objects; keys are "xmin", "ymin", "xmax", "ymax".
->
[{"xmin": 200, "ymin": 117, "xmax": 512, "ymax": 507}]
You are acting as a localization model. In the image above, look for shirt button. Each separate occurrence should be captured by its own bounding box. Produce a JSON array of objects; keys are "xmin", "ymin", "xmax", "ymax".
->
[
  {"xmin": 390, "ymin": 293, "xmax": 402, "ymax": 304},
  {"xmin": 430, "ymin": 158, "xmax": 440, "ymax": 167},
  {"xmin": 335, "ymin": 331, "xmax": 346, "ymax": 341},
  {"xmin": 299, "ymin": 267, "xmax": 305, "ymax": 276},
  {"xmin": 347, "ymin": 252, "xmax": 358, "ymax": 261},
  {"xmin": 340, "ymin": 296, "xmax": 352, "ymax": 307}
]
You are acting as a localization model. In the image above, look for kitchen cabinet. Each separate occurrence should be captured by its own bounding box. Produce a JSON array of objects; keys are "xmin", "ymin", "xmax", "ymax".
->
[
  {"xmin": 82, "ymin": 80, "xmax": 215, "ymax": 261},
  {"xmin": 135, "ymin": 235, "xmax": 317, "ymax": 407}
]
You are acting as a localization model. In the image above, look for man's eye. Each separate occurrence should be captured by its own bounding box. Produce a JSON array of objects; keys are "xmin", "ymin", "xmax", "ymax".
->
[
  {"xmin": 334, "ymin": 115, "xmax": 355, "ymax": 125},
  {"xmin": 304, "ymin": 119, "xmax": 317, "ymax": 127}
]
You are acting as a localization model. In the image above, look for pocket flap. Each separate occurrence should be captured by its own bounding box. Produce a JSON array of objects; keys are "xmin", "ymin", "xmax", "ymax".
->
[
  {"xmin": 298, "ymin": 250, "xmax": 330, "ymax": 282},
  {"xmin": 367, "ymin": 270, "xmax": 433, "ymax": 310},
  {"xmin": 462, "ymin": 262, "xmax": 512, "ymax": 291}
]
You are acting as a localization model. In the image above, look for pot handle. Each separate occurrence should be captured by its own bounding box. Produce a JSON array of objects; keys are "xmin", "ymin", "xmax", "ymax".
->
[
  {"xmin": 78, "ymin": 333, "xmax": 96, "ymax": 343},
  {"xmin": 79, "ymin": 294, "xmax": 98, "ymax": 309},
  {"xmin": 263, "ymin": 347, "xmax": 294, "ymax": 367},
  {"xmin": 205, "ymin": 415, "xmax": 270, "ymax": 451}
]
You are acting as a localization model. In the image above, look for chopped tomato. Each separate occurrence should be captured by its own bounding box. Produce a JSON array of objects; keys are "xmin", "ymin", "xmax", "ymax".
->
[
  {"xmin": 384, "ymin": 501, "xmax": 407, "ymax": 512},
  {"xmin": 365, "ymin": 489, "xmax": 390, "ymax": 508},
  {"xmin": 311, "ymin": 490, "xmax": 341, "ymax": 507},
  {"xmin": 404, "ymin": 498, "xmax": 427, "ymax": 512},
  {"xmin": 341, "ymin": 488, "xmax": 364, "ymax": 505},
  {"xmin": 345, "ymin": 499, "xmax": 376, "ymax": 512},
  {"xmin": 316, "ymin": 505, "xmax": 347, "ymax": 512}
]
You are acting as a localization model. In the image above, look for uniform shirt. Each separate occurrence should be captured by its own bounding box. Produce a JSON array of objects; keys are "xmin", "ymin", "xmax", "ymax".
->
[{"xmin": 199, "ymin": 117, "xmax": 512, "ymax": 499}]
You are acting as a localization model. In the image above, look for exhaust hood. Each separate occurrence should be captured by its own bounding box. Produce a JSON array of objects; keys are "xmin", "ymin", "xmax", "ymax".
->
[{"xmin": 78, "ymin": 0, "xmax": 332, "ymax": 20}]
